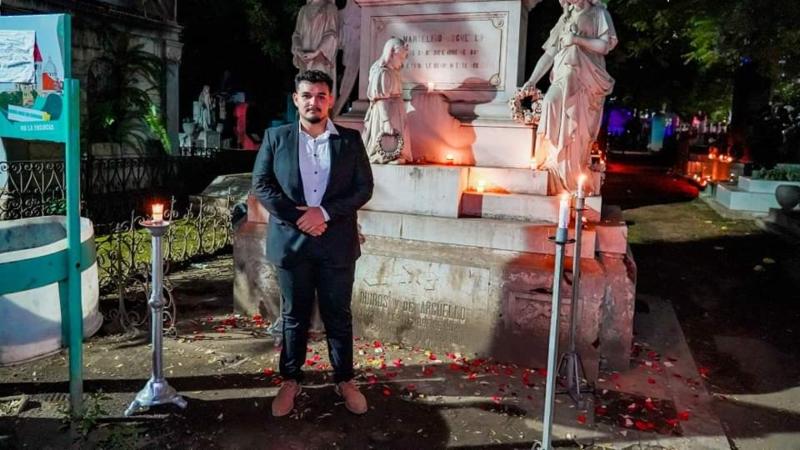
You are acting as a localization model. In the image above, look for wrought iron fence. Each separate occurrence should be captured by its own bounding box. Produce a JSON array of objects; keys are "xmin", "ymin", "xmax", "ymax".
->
[
  {"xmin": 98, "ymin": 197, "xmax": 233, "ymax": 335},
  {"xmin": 0, "ymin": 146, "xmax": 250, "ymax": 336},
  {"xmin": 0, "ymin": 147, "xmax": 256, "ymax": 224}
]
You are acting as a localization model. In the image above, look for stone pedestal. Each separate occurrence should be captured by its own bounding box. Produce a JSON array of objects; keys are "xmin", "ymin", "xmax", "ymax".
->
[{"xmin": 236, "ymin": 194, "xmax": 636, "ymax": 376}]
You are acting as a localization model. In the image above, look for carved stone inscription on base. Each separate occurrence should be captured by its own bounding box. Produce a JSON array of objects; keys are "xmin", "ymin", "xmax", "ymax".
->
[{"xmin": 369, "ymin": 12, "xmax": 508, "ymax": 91}]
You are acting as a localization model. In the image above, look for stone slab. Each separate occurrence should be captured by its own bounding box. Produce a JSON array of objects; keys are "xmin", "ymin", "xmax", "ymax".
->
[
  {"xmin": 461, "ymin": 191, "xmax": 602, "ymax": 221},
  {"xmin": 247, "ymin": 193, "xmax": 605, "ymax": 258},
  {"xmin": 358, "ymin": 209, "xmax": 596, "ymax": 258},
  {"xmin": 713, "ymin": 182, "xmax": 777, "ymax": 213},
  {"xmin": 738, "ymin": 176, "xmax": 800, "ymax": 194},
  {"xmin": 461, "ymin": 191, "xmax": 558, "ymax": 222},
  {"xmin": 193, "ymin": 173, "xmax": 252, "ymax": 206},
  {"xmin": 233, "ymin": 221, "xmax": 637, "ymax": 376},
  {"xmin": 467, "ymin": 167, "xmax": 548, "ymax": 195},
  {"xmin": 364, "ymin": 164, "xmax": 468, "ymax": 217}
]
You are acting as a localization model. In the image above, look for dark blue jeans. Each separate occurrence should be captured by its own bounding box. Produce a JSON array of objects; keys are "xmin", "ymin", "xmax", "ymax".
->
[{"xmin": 276, "ymin": 256, "xmax": 355, "ymax": 384}]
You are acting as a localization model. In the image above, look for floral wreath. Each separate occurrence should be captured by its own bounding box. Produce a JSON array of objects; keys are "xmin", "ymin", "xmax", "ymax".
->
[
  {"xmin": 509, "ymin": 86, "xmax": 543, "ymax": 127},
  {"xmin": 377, "ymin": 131, "xmax": 404, "ymax": 160}
]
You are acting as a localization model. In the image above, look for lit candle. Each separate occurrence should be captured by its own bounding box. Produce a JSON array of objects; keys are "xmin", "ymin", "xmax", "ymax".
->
[
  {"xmin": 477, "ymin": 180, "xmax": 486, "ymax": 193},
  {"xmin": 558, "ymin": 193, "xmax": 570, "ymax": 228},
  {"xmin": 152, "ymin": 203, "xmax": 164, "ymax": 223},
  {"xmin": 530, "ymin": 158, "xmax": 536, "ymax": 170},
  {"xmin": 445, "ymin": 153, "xmax": 454, "ymax": 164},
  {"xmin": 427, "ymin": 82, "xmax": 435, "ymax": 92},
  {"xmin": 577, "ymin": 173, "xmax": 587, "ymax": 199}
]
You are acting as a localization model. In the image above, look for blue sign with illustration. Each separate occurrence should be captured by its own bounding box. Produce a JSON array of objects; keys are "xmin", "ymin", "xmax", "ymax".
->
[{"xmin": 0, "ymin": 14, "xmax": 70, "ymax": 143}]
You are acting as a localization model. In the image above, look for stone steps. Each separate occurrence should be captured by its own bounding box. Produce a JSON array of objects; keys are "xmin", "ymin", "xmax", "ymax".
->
[
  {"xmin": 248, "ymin": 191, "xmax": 626, "ymax": 258},
  {"xmin": 460, "ymin": 191, "xmax": 602, "ymax": 222},
  {"xmin": 358, "ymin": 210, "xmax": 597, "ymax": 258}
]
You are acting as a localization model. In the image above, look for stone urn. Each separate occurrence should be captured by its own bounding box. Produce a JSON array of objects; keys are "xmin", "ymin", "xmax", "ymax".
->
[{"xmin": 775, "ymin": 184, "xmax": 800, "ymax": 211}]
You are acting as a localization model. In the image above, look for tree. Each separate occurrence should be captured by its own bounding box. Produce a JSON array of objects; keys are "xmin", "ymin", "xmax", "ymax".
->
[
  {"xmin": 86, "ymin": 30, "xmax": 166, "ymax": 151},
  {"xmin": 609, "ymin": 0, "xmax": 800, "ymax": 161}
]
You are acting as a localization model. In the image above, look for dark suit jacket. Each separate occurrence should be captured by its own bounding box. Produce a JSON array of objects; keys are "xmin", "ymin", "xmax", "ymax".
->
[{"xmin": 252, "ymin": 122, "xmax": 374, "ymax": 268}]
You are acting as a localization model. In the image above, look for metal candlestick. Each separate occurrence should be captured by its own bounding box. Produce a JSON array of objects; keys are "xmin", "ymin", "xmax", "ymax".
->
[
  {"xmin": 534, "ymin": 224, "xmax": 573, "ymax": 450},
  {"xmin": 125, "ymin": 219, "xmax": 187, "ymax": 416},
  {"xmin": 556, "ymin": 193, "xmax": 593, "ymax": 408}
]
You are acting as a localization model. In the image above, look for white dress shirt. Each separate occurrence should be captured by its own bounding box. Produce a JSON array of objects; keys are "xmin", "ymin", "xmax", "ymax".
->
[{"xmin": 298, "ymin": 119, "xmax": 337, "ymax": 221}]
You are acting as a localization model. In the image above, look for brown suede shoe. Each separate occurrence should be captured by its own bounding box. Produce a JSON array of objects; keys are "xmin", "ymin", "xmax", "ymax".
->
[
  {"xmin": 271, "ymin": 380, "xmax": 301, "ymax": 417},
  {"xmin": 335, "ymin": 380, "xmax": 368, "ymax": 415}
]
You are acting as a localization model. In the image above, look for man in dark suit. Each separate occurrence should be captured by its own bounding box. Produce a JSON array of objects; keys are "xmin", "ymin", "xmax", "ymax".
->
[{"xmin": 252, "ymin": 70, "xmax": 374, "ymax": 417}]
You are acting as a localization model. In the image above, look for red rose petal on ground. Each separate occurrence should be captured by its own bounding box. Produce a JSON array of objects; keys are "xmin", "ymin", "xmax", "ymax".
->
[
  {"xmin": 373, "ymin": 340, "xmax": 382, "ymax": 348},
  {"xmin": 666, "ymin": 418, "xmax": 680, "ymax": 427},
  {"xmin": 491, "ymin": 395, "xmax": 502, "ymax": 404},
  {"xmin": 467, "ymin": 372, "xmax": 478, "ymax": 381},
  {"xmin": 699, "ymin": 367, "xmax": 710, "ymax": 378},
  {"xmin": 392, "ymin": 358, "xmax": 403, "ymax": 368},
  {"xmin": 635, "ymin": 420, "xmax": 655, "ymax": 431},
  {"xmin": 644, "ymin": 398, "xmax": 657, "ymax": 411},
  {"xmin": 428, "ymin": 353, "xmax": 438, "ymax": 361},
  {"xmin": 305, "ymin": 359, "xmax": 316, "ymax": 367},
  {"xmin": 447, "ymin": 352, "xmax": 457, "ymax": 360},
  {"xmin": 577, "ymin": 414, "xmax": 586, "ymax": 424},
  {"xmin": 382, "ymin": 388, "xmax": 392, "ymax": 397},
  {"xmin": 537, "ymin": 368, "xmax": 547, "ymax": 377},
  {"xmin": 263, "ymin": 368, "xmax": 274, "ymax": 376},
  {"xmin": 678, "ymin": 410, "xmax": 691, "ymax": 421},
  {"xmin": 595, "ymin": 405, "xmax": 608, "ymax": 416},
  {"xmin": 647, "ymin": 377, "xmax": 656, "ymax": 384}
]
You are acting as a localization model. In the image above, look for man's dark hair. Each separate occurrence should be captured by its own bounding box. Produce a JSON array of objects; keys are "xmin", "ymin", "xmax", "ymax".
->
[{"xmin": 295, "ymin": 70, "xmax": 333, "ymax": 94}]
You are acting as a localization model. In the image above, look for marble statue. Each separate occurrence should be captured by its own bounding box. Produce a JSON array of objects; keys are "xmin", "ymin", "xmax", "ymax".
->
[
  {"xmin": 524, "ymin": 0, "xmax": 617, "ymax": 195},
  {"xmin": 362, "ymin": 38, "xmax": 411, "ymax": 164},
  {"xmin": 197, "ymin": 84, "xmax": 213, "ymax": 131},
  {"xmin": 291, "ymin": 0, "xmax": 339, "ymax": 87},
  {"xmin": 333, "ymin": 0, "xmax": 361, "ymax": 116}
]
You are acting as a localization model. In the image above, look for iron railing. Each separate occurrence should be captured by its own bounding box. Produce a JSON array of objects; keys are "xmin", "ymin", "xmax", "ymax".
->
[{"xmin": 98, "ymin": 197, "xmax": 233, "ymax": 335}]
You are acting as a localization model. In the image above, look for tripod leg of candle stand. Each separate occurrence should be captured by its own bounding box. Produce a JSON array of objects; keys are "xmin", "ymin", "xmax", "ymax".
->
[{"xmin": 555, "ymin": 195, "xmax": 595, "ymax": 409}]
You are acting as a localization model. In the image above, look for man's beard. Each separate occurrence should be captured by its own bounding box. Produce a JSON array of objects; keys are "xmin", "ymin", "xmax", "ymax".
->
[{"xmin": 305, "ymin": 115, "xmax": 323, "ymax": 124}]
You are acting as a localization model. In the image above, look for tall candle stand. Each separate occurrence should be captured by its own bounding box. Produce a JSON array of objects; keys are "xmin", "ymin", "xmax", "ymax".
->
[{"xmin": 125, "ymin": 214, "xmax": 187, "ymax": 416}]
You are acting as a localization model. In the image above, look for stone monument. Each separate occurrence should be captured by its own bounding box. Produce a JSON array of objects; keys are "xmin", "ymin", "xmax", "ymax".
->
[{"xmin": 235, "ymin": 0, "xmax": 635, "ymax": 377}]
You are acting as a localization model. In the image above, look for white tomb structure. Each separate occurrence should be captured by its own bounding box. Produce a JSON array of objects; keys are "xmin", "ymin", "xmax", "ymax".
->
[{"xmin": 235, "ymin": 0, "xmax": 635, "ymax": 376}]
